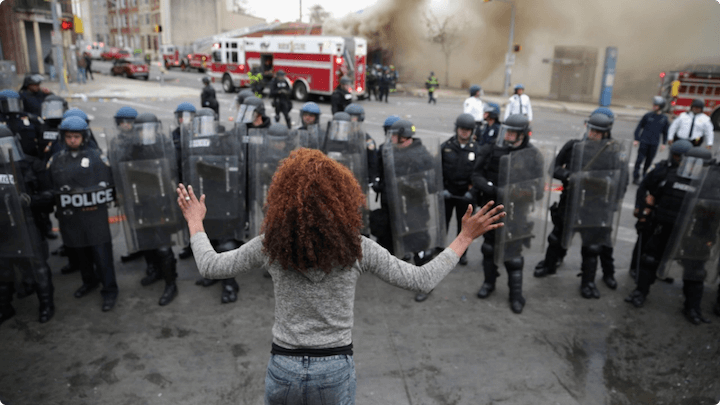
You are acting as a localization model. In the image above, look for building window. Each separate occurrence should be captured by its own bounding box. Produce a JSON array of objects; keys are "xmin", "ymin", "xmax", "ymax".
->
[{"xmin": 145, "ymin": 14, "xmax": 149, "ymax": 25}]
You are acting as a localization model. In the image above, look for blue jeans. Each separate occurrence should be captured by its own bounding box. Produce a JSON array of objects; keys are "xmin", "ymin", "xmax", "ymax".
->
[
  {"xmin": 633, "ymin": 142, "xmax": 659, "ymax": 180},
  {"xmin": 77, "ymin": 67, "xmax": 87, "ymax": 84},
  {"xmin": 265, "ymin": 354, "xmax": 356, "ymax": 405}
]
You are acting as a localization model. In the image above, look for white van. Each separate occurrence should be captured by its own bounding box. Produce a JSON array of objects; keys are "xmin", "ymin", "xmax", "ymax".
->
[{"xmin": 79, "ymin": 41, "xmax": 106, "ymax": 60}]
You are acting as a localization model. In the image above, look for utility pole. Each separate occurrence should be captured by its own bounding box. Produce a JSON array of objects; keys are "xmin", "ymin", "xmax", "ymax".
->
[
  {"xmin": 299, "ymin": 0, "xmax": 302, "ymax": 22},
  {"xmin": 483, "ymin": 0, "xmax": 515, "ymax": 97},
  {"xmin": 50, "ymin": 0, "xmax": 68, "ymax": 93}
]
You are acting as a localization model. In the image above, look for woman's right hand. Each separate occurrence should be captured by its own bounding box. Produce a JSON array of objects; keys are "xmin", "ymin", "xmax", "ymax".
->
[
  {"xmin": 460, "ymin": 201, "xmax": 505, "ymax": 241},
  {"xmin": 176, "ymin": 183, "xmax": 207, "ymax": 236}
]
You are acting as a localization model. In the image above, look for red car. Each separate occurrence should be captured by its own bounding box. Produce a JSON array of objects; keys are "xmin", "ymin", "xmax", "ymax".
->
[
  {"xmin": 110, "ymin": 58, "xmax": 149, "ymax": 80},
  {"xmin": 101, "ymin": 47, "xmax": 131, "ymax": 60}
]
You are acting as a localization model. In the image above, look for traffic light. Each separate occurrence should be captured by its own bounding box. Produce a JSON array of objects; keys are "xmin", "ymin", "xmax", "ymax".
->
[
  {"xmin": 513, "ymin": 44, "xmax": 521, "ymax": 52},
  {"xmin": 61, "ymin": 19, "xmax": 73, "ymax": 31},
  {"xmin": 154, "ymin": 25, "xmax": 162, "ymax": 33}
]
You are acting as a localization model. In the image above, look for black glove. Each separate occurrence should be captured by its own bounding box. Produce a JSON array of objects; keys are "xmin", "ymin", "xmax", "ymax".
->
[
  {"xmin": 371, "ymin": 181, "xmax": 383, "ymax": 194},
  {"xmin": 554, "ymin": 167, "xmax": 571, "ymax": 183},
  {"xmin": 478, "ymin": 181, "xmax": 497, "ymax": 200}
]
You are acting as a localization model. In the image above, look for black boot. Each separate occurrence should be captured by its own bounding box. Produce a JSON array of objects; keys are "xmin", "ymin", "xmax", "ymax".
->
[
  {"xmin": 158, "ymin": 282, "xmax": 177, "ymax": 306},
  {"xmin": 35, "ymin": 265, "xmax": 55, "ymax": 323},
  {"xmin": 221, "ymin": 278, "xmax": 239, "ymax": 304},
  {"xmin": 0, "ymin": 282, "xmax": 16, "ymax": 325},
  {"xmin": 508, "ymin": 270, "xmax": 526, "ymax": 314},
  {"xmin": 140, "ymin": 262, "xmax": 162, "ymax": 286},
  {"xmin": 580, "ymin": 247, "xmax": 600, "ymax": 299},
  {"xmin": 477, "ymin": 262, "xmax": 498, "ymax": 299},
  {"xmin": 682, "ymin": 280, "xmax": 710, "ymax": 325},
  {"xmin": 624, "ymin": 290, "xmax": 646, "ymax": 308},
  {"xmin": 600, "ymin": 246, "xmax": 617, "ymax": 290}
]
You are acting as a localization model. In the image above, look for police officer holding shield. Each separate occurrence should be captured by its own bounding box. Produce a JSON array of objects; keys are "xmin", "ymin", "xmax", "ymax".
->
[
  {"xmin": 172, "ymin": 102, "xmax": 197, "ymax": 260},
  {"xmin": 534, "ymin": 112, "xmax": 629, "ymax": 299},
  {"xmin": 37, "ymin": 95, "xmax": 68, "ymax": 162},
  {"xmin": 626, "ymin": 147, "xmax": 717, "ymax": 324},
  {"xmin": 1, "ymin": 90, "xmax": 43, "ymax": 158},
  {"xmin": 472, "ymin": 114, "xmax": 547, "ymax": 313},
  {"xmin": 109, "ymin": 112, "xmax": 181, "ymax": 306},
  {"xmin": 182, "ymin": 108, "xmax": 242, "ymax": 303},
  {"xmin": 442, "ymin": 114, "xmax": 480, "ymax": 266},
  {"xmin": 49, "ymin": 116, "xmax": 118, "ymax": 312},
  {"xmin": 0, "ymin": 125, "xmax": 55, "ymax": 324},
  {"xmin": 344, "ymin": 104, "xmax": 379, "ymax": 189}
]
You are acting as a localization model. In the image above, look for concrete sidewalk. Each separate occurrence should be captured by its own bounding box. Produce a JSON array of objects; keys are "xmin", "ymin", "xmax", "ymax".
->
[
  {"xmin": 397, "ymin": 84, "xmax": 649, "ymax": 120},
  {"xmin": 42, "ymin": 74, "xmax": 198, "ymax": 102}
]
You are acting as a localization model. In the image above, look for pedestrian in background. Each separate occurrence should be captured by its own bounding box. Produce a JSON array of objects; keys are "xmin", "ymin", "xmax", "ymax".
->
[
  {"xmin": 426, "ymin": 71, "xmax": 439, "ymax": 104},
  {"xmin": 632, "ymin": 96, "xmax": 669, "ymax": 184},
  {"xmin": 84, "ymin": 53, "xmax": 94, "ymax": 80},
  {"xmin": 504, "ymin": 84, "xmax": 532, "ymax": 123},
  {"xmin": 76, "ymin": 51, "xmax": 87, "ymax": 84},
  {"xmin": 177, "ymin": 148, "xmax": 505, "ymax": 405}
]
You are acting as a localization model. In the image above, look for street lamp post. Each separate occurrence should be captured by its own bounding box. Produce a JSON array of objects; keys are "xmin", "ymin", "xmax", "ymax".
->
[{"xmin": 484, "ymin": 0, "xmax": 515, "ymax": 97}]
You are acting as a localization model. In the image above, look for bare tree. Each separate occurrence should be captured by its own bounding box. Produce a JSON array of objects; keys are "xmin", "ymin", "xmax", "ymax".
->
[
  {"xmin": 308, "ymin": 4, "xmax": 331, "ymax": 24},
  {"xmin": 425, "ymin": 11, "xmax": 465, "ymax": 87}
]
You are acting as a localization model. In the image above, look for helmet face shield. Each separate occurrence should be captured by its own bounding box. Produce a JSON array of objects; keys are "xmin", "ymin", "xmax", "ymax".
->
[
  {"xmin": 115, "ymin": 118, "xmax": 135, "ymax": 131},
  {"xmin": 240, "ymin": 105, "xmax": 257, "ymax": 124},
  {"xmin": 134, "ymin": 122, "xmax": 161, "ymax": 145},
  {"xmin": 496, "ymin": 125, "xmax": 524, "ymax": 148},
  {"xmin": 328, "ymin": 121, "xmax": 351, "ymax": 141},
  {"xmin": 0, "ymin": 136, "xmax": 25, "ymax": 162},
  {"xmin": 1, "ymin": 98, "xmax": 23, "ymax": 114},
  {"xmin": 41, "ymin": 100, "xmax": 66, "ymax": 120},
  {"xmin": 175, "ymin": 111, "xmax": 195, "ymax": 127},
  {"xmin": 677, "ymin": 156, "xmax": 706, "ymax": 180},
  {"xmin": 193, "ymin": 115, "xmax": 218, "ymax": 137}
]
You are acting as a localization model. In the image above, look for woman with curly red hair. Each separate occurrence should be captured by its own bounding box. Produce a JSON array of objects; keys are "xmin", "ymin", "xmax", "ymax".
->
[{"xmin": 176, "ymin": 147, "xmax": 504, "ymax": 404}]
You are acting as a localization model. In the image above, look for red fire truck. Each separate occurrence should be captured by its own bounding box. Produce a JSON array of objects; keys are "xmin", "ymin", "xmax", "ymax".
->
[
  {"xmin": 658, "ymin": 64, "xmax": 720, "ymax": 129},
  {"xmin": 207, "ymin": 35, "xmax": 367, "ymax": 101},
  {"xmin": 160, "ymin": 44, "xmax": 184, "ymax": 69}
]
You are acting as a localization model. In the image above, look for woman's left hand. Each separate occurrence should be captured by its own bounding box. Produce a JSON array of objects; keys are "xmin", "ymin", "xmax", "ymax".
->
[{"xmin": 177, "ymin": 183, "xmax": 206, "ymax": 228}]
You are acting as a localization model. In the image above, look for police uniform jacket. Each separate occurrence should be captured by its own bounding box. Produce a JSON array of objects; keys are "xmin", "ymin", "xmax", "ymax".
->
[
  {"xmin": 441, "ymin": 135, "xmax": 479, "ymax": 196},
  {"xmin": 7, "ymin": 113, "xmax": 43, "ymax": 157},
  {"xmin": 330, "ymin": 87, "xmax": 352, "ymax": 115},
  {"xmin": 634, "ymin": 112, "xmax": 669, "ymax": 145},
  {"xmin": 503, "ymin": 93, "xmax": 533, "ymax": 121}
]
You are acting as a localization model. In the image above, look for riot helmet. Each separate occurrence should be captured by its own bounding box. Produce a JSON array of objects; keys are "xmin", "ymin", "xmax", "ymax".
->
[
  {"xmin": 114, "ymin": 106, "xmax": 138, "ymax": 131},
  {"xmin": 193, "ymin": 108, "xmax": 218, "ymax": 137},
  {"xmin": 174, "ymin": 102, "xmax": 196, "ymax": 127},
  {"xmin": 332, "ymin": 112, "xmax": 351, "ymax": 122},
  {"xmin": 483, "ymin": 102, "xmax": 500, "ymax": 120},
  {"xmin": 344, "ymin": 104, "xmax": 365, "ymax": 122},
  {"xmin": 59, "ymin": 116, "xmax": 90, "ymax": 150},
  {"xmin": 383, "ymin": 115, "xmax": 401, "ymax": 135},
  {"xmin": 690, "ymin": 98, "xmax": 704, "ymax": 113},
  {"xmin": 133, "ymin": 112, "xmax": 162, "ymax": 145},
  {"xmin": 339, "ymin": 76, "xmax": 352, "ymax": 89},
  {"xmin": 268, "ymin": 123, "xmax": 289, "ymax": 138},
  {"xmin": 202, "ymin": 76, "xmax": 211, "ymax": 85},
  {"xmin": 0, "ymin": 124, "xmax": 25, "ymax": 162},
  {"xmin": 22, "ymin": 74, "xmax": 44, "ymax": 89},
  {"xmin": 41, "ymin": 95, "xmax": 68, "ymax": 122},
  {"xmin": 591, "ymin": 107, "xmax": 615, "ymax": 124},
  {"xmin": 497, "ymin": 114, "xmax": 530, "ymax": 149},
  {"xmin": 236, "ymin": 89, "xmax": 254, "ymax": 106},
  {"xmin": 276, "ymin": 70, "xmax": 286, "ymax": 77},
  {"xmin": 469, "ymin": 85, "xmax": 482, "ymax": 97},
  {"xmin": 300, "ymin": 101, "xmax": 320, "ymax": 126},
  {"xmin": 241, "ymin": 96, "xmax": 265, "ymax": 124},
  {"xmin": 584, "ymin": 112, "xmax": 613, "ymax": 140},
  {"xmin": 388, "ymin": 120, "xmax": 415, "ymax": 144},
  {"xmin": 64, "ymin": 108, "xmax": 90, "ymax": 123},
  {"xmin": 652, "ymin": 96, "xmax": 666, "ymax": 110},
  {"xmin": 455, "ymin": 113, "xmax": 476, "ymax": 130},
  {"xmin": 669, "ymin": 139, "xmax": 693, "ymax": 166},
  {"xmin": 0, "ymin": 90, "xmax": 24, "ymax": 114},
  {"xmin": 677, "ymin": 146, "xmax": 712, "ymax": 180}
]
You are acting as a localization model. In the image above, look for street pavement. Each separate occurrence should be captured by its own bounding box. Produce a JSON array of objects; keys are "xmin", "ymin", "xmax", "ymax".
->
[{"xmin": 1, "ymin": 72, "xmax": 719, "ymax": 405}]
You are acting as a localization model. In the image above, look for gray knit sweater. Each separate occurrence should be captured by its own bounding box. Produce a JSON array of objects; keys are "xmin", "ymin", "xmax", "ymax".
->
[{"xmin": 191, "ymin": 233, "xmax": 459, "ymax": 350}]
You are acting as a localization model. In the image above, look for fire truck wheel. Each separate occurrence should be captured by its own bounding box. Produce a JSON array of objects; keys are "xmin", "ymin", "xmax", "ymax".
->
[
  {"xmin": 293, "ymin": 82, "xmax": 308, "ymax": 102},
  {"xmin": 712, "ymin": 110, "xmax": 720, "ymax": 131},
  {"xmin": 222, "ymin": 74, "xmax": 236, "ymax": 93}
]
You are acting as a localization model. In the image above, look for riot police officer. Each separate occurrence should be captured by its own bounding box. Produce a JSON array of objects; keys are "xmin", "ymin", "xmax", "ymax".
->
[
  {"xmin": 472, "ymin": 114, "xmax": 546, "ymax": 313},
  {"xmin": 48, "ymin": 108, "xmax": 100, "ymax": 157},
  {"xmin": 233, "ymin": 89, "xmax": 255, "ymax": 118},
  {"xmin": 37, "ymin": 95, "xmax": 68, "ymax": 162},
  {"xmin": 626, "ymin": 147, "xmax": 715, "ymax": 324},
  {"xmin": 0, "ymin": 124, "xmax": 55, "ymax": 324},
  {"xmin": 478, "ymin": 102, "xmax": 501, "ymax": 146},
  {"xmin": 49, "ymin": 116, "xmax": 118, "ymax": 312},
  {"xmin": 331, "ymin": 77, "xmax": 353, "ymax": 114},
  {"xmin": 1, "ymin": 89, "xmax": 43, "ymax": 157},
  {"xmin": 182, "ymin": 108, "xmax": 242, "ymax": 303},
  {"xmin": 269, "ymin": 70, "xmax": 293, "ymax": 129},
  {"xmin": 201, "ymin": 77, "xmax": 219, "ymax": 120},
  {"xmin": 243, "ymin": 97, "xmax": 271, "ymax": 129},
  {"xmin": 442, "ymin": 113, "xmax": 480, "ymax": 265},
  {"xmin": 172, "ymin": 102, "xmax": 197, "ymax": 260},
  {"xmin": 534, "ymin": 112, "xmax": 629, "ymax": 299},
  {"xmin": 19, "ymin": 74, "xmax": 53, "ymax": 116},
  {"xmin": 109, "ymin": 112, "xmax": 181, "ymax": 306},
  {"xmin": 345, "ymin": 103, "xmax": 379, "ymax": 188},
  {"xmin": 298, "ymin": 101, "xmax": 321, "ymax": 130},
  {"xmin": 378, "ymin": 67, "xmax": 391, "ymax": 103}
]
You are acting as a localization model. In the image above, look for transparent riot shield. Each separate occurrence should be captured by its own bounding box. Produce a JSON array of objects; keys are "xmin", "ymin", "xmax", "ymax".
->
[
  {"xmin": 494, "ymin": 145, "xmax": 555, "ymax": 266},
  {"xmin": 657, "ymin": 165, "xmax": 720, "ymax": 284},
  {"xmin": 247, "ymin": 128, "xmax": 299, "ymax": 238},
  {"xmin": 181, "ymin": 119, "xmax": 246, "ymax": 241},
  {"xmin": 323, "ymin": 121, "xmax": 370, "ymax": 234},
  {"xmin": 561, "ymin": 139, "xmax": 630, "ymax": 249},
  {"xmin": 382, "ymin": 134, "xmax": 446, "ymax": 259},
  {"xmin": 108, "ymin": 122, "xmax": 182, "ymax": 253},
  {"xmin": 293, "ymin": 124, "xmax": 322, "ymax": 150},
  {"xmin": 50, "ymin": 147, "xmax": 116, "ymax": 248},
  {"xmin": 0, "ymin": 140, "xmax": 39, "ymax": 259}
]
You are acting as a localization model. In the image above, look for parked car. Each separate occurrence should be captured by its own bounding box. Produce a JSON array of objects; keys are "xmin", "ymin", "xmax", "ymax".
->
[
  {"xmin": 110, "ymin": 58, "xmax": 149, "ymax": 80},
  {"xmin": 101, "ymin": 47, "xmax": 131, "ymax": 61}
]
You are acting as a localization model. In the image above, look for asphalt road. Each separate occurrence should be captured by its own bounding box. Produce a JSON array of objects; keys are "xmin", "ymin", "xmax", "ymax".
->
[{"xmin": 1, "ymin": 71, "xmax": 719, "ymax": 405}]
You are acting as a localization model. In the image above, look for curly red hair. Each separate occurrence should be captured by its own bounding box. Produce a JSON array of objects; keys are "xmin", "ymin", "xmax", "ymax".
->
[{"xmin": 262, "ymin": 148, "xmax": 366, "ymax": 273}]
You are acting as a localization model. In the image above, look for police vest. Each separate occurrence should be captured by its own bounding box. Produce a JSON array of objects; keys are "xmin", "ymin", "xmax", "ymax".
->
[{"xmin": 654, "ymin": 168, "xmax": 694, "ymax": 224}]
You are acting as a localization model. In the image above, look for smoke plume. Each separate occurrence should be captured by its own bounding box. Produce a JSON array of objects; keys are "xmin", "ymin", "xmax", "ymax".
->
[{"xmin": 325, "ymin": 0, "xmax": 720, "ymax": 103}]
